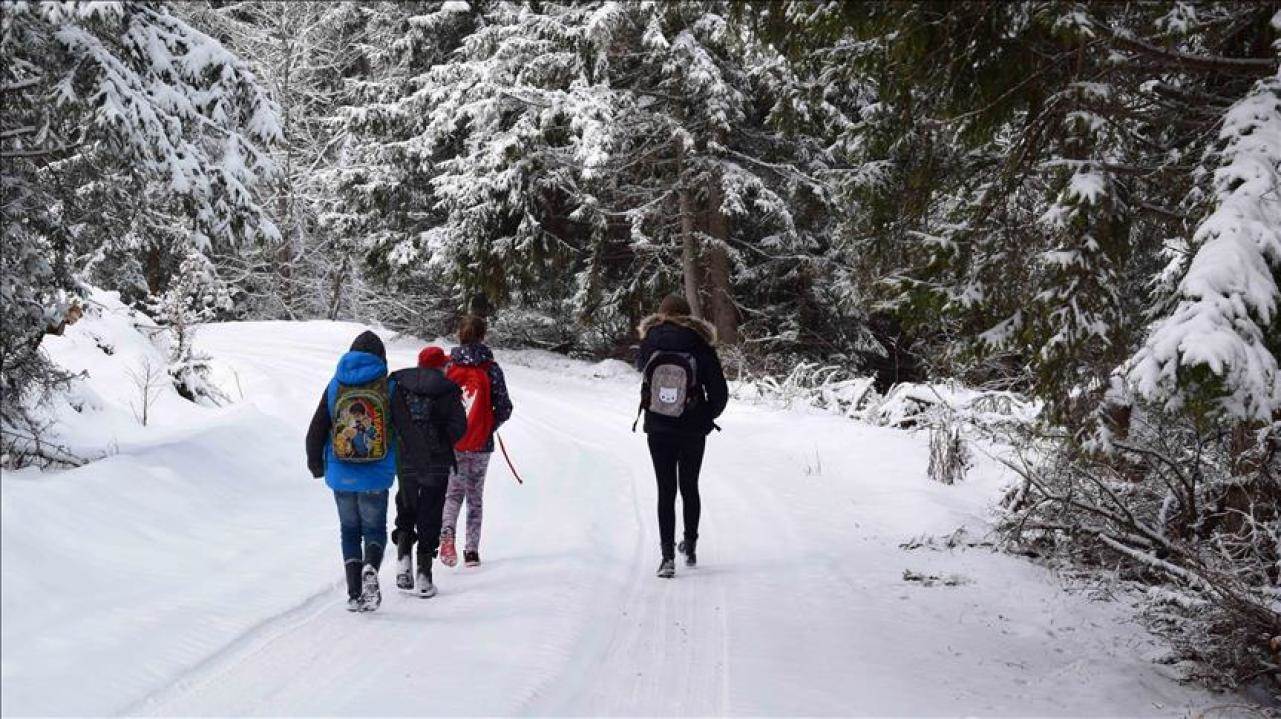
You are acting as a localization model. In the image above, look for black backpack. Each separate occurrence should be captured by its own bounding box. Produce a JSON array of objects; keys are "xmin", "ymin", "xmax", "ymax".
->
[
  {"xmin": 402, "ymin": 389, "xmax": 447, "ymax": 457},
  {"xmin": 633, "ymin": 351, "xmax": 700, "ymax": 430}
]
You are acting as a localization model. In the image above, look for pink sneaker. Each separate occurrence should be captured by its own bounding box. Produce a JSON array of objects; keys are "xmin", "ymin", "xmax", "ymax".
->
[{"xmin": 439, "ymin": 534, "xmax": 457, "ymax": 567}]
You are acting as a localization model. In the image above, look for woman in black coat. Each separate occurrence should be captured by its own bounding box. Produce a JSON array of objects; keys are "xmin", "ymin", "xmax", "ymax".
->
[{"xmin": 635, "ymin": 294, "xmax": 729, "ymax": 578}]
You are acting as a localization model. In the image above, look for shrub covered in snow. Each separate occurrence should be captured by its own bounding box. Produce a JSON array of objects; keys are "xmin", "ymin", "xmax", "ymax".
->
[
  {"xmin": 733, "ymin": 362, "xmax": 879, "ymax": 419},
  {"xmin": 147, "ymin": 252, "xmax": 233, "ymax": 406},
  {"xmin": 998, "ymin": 406, "xmax": 1280, "ymax": 691},
  {"xmin": 994, "ymin": 67, "xmax": 1281, "ymax": 696}
]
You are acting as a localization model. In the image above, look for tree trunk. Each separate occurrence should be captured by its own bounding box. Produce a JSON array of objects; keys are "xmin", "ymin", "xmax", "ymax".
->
[
  {"xmin": 275, "ymin": 11, "xmax": 298, "ymax": 320},
  {"xmin": 703, "ymin": 174, "xmax": 738, "ymax": 344},
  {"xmin": 328, "ymin": 256, "xmax": 347, "ymax": 321},
  {"xmin": 676, "ymin": 140, "xmax": 702, "ymax": 318}
]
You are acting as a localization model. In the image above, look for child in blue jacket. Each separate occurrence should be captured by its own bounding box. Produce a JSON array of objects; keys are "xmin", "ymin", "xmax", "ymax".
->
[{"xmin": 305, "ymin": 331, "xmax": 434, "ymax": 612}]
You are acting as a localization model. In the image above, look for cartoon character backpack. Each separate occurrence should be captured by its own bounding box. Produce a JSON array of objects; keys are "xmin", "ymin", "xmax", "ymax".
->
[
  {"xmin": 331, "ymin": 378, "xmax": 390, "ymax": 462},
  {"xmin": 633, "ymin": 351, "xmax": 700, "ymax": 430},
  {"xmin": 447, "ymin": 362, "xmax": 494, "ymax": 452}
]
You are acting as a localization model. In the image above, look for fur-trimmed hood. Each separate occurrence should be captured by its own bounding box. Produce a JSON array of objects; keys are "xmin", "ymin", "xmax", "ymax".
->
[{"xmin": 638, "ymin": 313, "xmax": 717, "ymax": 345}]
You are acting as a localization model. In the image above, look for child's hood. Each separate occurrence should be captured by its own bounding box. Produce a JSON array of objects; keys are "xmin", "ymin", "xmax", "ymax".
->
[
  {"xmin": 451, "ymin": 343, "xmax": 495, "ymax": 367},
  {"xmin": 335, "ymin": 350, "xmax": 387, "ymax": 385}
]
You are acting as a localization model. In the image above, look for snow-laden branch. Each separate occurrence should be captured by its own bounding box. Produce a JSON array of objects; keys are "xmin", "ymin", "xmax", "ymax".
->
[{"xmin": 1124, "ymin": 74, "xmax": 1281, "ymax": 422}]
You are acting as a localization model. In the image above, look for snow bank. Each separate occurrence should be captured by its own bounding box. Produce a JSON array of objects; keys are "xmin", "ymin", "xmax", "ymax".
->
[
  {"xmin": 732, "ymin": 362, "xmax": 1039, "ymax": 431},
  {"xmin": 9, "ymin": 288, "xmax": 233, "ymax": 463},
  {"xmin": 499, "ymin": 347, "xmax": 636, "ymax": 384}
]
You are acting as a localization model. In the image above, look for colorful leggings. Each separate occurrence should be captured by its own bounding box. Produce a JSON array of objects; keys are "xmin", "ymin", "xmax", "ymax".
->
[{"xmin": 441, "ymin": 451, "xmax": 491, "ymax": 552}]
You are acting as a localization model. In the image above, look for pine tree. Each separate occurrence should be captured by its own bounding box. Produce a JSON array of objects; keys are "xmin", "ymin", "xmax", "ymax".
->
[
  {"xmin": 177, "ymin": 1, "xmax": 368, "ymax": 320},
  {"xmin": 329, "ymin": 1, "xmax": 848, "ymax": 355},
  {"xmin": 746, "ymin": 0, "xmax": 1280, "ymax": 414},
  {"xmin": 1125, "ymin": 72, "xmax": 1281, "ymax": 424},
  {"xmin": 1, "ymin": 1, "xmax": 281, "ymax": 423}
]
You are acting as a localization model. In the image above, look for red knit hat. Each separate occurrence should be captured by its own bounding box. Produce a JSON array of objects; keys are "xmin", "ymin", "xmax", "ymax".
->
[{"xmin": 417, "ymin": 346, "xmax": 448, "ymax": 368}]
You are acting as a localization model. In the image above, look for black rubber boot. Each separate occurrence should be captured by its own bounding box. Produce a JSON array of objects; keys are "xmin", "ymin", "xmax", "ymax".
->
[
  {"xmin": 418, "ymin": 546, "xmax": 435, "ymax": 579},
  {"xmin": 344, "ymin": 561, "xmax": 363, "ymax": 611},
  {"xmin": 364, "ymin": 541, "xmax": 385, "ymax": 571}
]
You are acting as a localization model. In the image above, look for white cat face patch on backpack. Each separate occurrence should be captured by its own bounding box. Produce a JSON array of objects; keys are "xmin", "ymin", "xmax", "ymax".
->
[{"xmin": 648, "ymin": 364, "xmax": 689, "ymax": 417}]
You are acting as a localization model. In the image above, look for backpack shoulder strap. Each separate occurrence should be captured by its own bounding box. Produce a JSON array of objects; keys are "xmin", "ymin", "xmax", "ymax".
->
[{"xmin": 633, "ymin": 353, "xmax": 665, "ymax": 432}]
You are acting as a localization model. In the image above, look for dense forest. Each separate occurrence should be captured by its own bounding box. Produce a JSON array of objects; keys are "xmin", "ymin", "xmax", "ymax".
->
[{"xmin": 2, "ymin": 0, "xmax": 1278, "ymax": 693}]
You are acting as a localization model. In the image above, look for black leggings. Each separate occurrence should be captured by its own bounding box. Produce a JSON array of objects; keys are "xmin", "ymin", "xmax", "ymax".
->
[
  {"xmin": 647, "ymin": 434, "xmax": 706, "ymax": 553},
  {"xmin": 392, "ymin": 466, "xmax": 449, "ymax": 561}
]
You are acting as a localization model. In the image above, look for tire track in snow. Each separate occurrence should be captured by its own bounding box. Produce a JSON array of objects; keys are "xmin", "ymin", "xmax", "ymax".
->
[
  {"xmin": 509, "ymin": 381, "xmax": 732, "ymax": 716},
  {"xmin": 127, "ymin": 582, "xmax": 341, "ymax": 717},
  {"xmin": 140, "ymin": 358, "xmax": 654, "ymax": 716}
]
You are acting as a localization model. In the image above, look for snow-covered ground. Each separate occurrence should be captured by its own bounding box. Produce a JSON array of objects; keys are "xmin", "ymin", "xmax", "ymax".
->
[{"xmin": 1, "ymin": 317, "xmax": 1229, "ymax": 716}]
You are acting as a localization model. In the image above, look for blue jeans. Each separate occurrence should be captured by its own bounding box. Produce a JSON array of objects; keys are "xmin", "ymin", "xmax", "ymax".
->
[{"xmin": 334, "ymin": 490, "xmax": 388, "ymax": 564}]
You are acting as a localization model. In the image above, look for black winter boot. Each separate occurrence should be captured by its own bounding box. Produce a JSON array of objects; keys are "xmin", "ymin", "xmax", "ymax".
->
[
  {"xmin": 364, "ymin": 541, "xmax": 385, "ymax": 571},
  {"xmin": 679, "ymin": 535, "xmax": 697, "ymax": 567},
  {"xmin": 344, "ymin": 561, "xmax": 363, "ymax": 611},
  {"xmin": 415, "ymin": 546, "xmax": 437, "ymax": 598},
  {"xmin": 360, "ymin": 564, "xmax": 382, "ymax": 612},
  {"xmin": 360, "ymin": 542, "xmax": 385, "ymax": 612},
  {"xmin": 396, "ymin": 533, "xmax": 415, "ymax": 590},
  {"xmin": 657, "ymin": 543, "xmax": 675, "ymax": 578}
]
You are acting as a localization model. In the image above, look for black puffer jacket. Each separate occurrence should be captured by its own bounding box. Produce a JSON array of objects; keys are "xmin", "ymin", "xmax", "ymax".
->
[
  {"xmin": 635, "ymin": 314, "xmax": 729, "ymax": 436},
  {"xmin": 389, "ymin": 366, "xmax": 468, "ymax": 485}
]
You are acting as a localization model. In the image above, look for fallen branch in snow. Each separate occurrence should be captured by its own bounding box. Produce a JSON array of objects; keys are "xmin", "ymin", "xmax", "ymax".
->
[
  {"xmin": 0, "ymin": 423, "xmax": 90, "ymax": 470},
  {"xmin": 902, "ymin": 569, "xmax": 974, "ymax": 587},
  {"xmin": 899, "ymin": 527, "xmax": 995, "ymax": 551},
  {"xmin": 996, "ymin": 406, "xmax": 1281, "ymax": 692}
]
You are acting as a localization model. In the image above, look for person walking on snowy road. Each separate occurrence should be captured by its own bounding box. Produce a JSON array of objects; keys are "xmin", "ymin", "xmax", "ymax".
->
[
  {"xmin": 390, "ymin": 346, "xmax": 468, "ymax": 598},
  {"xmin": 635, "ymin": 295, "xmax": 729, "ymax": 578},
  {"xmin": 305, "ymin": 331, "xmax": 437, "ymax": 612},
  {"xmin": 439, "ymin": 315, "xmax": 514, "ymax": 568}
]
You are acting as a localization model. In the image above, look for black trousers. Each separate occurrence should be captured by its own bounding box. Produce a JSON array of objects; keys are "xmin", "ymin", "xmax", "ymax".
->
[
  {"xmin": 392, "ymin": 465, "xmax": 450, "ymax": 562},
  {"xmin": 647, "ymin": 433, "xmax": 706, "ymax": 555}
]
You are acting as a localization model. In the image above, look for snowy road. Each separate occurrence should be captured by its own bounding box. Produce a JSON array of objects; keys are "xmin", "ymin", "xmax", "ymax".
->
[{"xmin": 2, "ymin": 321, "xmax": 1220, "ymax": 716}]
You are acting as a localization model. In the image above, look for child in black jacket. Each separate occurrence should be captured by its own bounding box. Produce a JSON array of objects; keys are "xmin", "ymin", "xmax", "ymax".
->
[{"xmin": 390, "ymin": 346, "xmax": 468, "ymax": 597}]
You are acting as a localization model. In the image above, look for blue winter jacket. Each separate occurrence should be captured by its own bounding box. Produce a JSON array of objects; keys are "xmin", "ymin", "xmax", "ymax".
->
[{"xmin": 319, "ymin": 350, "xmax": 398, "ymax": 492}]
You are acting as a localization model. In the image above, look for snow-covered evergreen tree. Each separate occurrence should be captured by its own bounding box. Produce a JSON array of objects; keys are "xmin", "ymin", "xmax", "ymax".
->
[
  {"xmin": 1125, "ymin": 72, "xmax": 1281, "ymax": 424},
  {"xmin": 148, "ymin": 249, "xmax": 232, "ymax": 405},
  {"xmin": 331, "ymin": 0, "xmax": 846, "ymax": 356},
  {"xmin": 1, "ymin": 1, "xmax": 280, "ymax": 423},
  {"xmin": 176, "ymin": 1, "xmax": 372, "ymax": 321}
]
